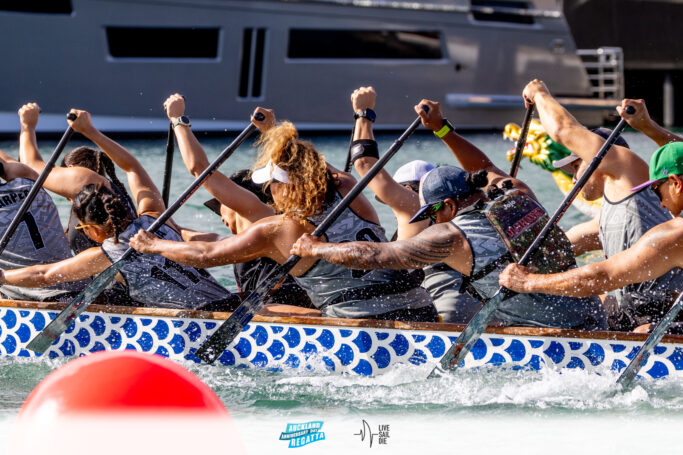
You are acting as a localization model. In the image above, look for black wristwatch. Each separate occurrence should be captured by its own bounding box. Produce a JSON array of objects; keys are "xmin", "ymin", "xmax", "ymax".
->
[
  {"xmin": 354, "ymin": 108, "xmax": 376, "ymax": 123},
  {"xmin": 172, "ymin": 115, "xmax": 191, "ymax": 129}
]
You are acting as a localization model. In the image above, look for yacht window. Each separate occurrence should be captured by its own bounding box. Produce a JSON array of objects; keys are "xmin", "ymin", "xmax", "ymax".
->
[
  {"xmin": 0, "ymin": 0, "xmax": 72, "ymax": 14},
  {"xmin": 288, "ymin": 30, "xmax": 442, "ymax": 59},
  {"xmin": 106, "ymin": 27, "xmax": 219, "ymax": 59},
  {"xmin": 471, "ymin": 0, "xmax": 534, "ymax": 25}
]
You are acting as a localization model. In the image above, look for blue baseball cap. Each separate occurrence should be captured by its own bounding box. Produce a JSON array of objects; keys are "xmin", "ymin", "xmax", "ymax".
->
[{"xmin": 409, "ymin": 166, "xmax": 470, "ymax": 223}]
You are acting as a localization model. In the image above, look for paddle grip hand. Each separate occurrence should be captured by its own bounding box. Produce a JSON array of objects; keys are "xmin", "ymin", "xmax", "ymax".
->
[{"xmin": 66, "ymin": 113, "xmax": 77, "ymax": 121}]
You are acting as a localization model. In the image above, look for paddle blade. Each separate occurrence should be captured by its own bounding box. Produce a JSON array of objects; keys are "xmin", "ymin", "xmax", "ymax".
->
[
  {"xmin": 437, "ymin": 290, "xmax": 504, "ymax": 373},
  {"xmin": 616, "ymin": 293, "xmax": 683, "ymax": 391},
  {"xmin": 26, "ymin": 261, "xmax": 127, "ymax": 354}
]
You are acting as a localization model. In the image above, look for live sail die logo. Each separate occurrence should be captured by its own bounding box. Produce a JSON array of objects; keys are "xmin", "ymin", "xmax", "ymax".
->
[
  {"xmin": 279, "ymin": 421, "xmax": 326, "ymax": 448},
  {"xmin": 354, "ymin": 419, "xmax": 390, "ymax": 447}
]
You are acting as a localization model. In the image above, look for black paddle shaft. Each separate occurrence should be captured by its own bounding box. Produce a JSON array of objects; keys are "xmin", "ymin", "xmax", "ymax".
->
[
  {"xmin": 161, "ymin": 121, "xmax": 175, "ymax": 206},
  {"xmin": 195, "ymin": 109, "xmax": 428, "ymax": 363},
  {"xmin": 0, "ymin": 113, "xmax": 77, "ymax": 256},
  {"xmin": 508, "ymin": 103, "xmax": 535, "ymax": 178},
  {"xmin": 115, "ymin": 115, "xmax": 264, "ymax": 264}
]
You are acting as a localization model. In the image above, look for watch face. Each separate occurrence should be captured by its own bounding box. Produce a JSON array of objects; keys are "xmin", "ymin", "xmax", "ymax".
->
[
  {"xmin": 364, "ymin": 109, "xmax": 376, "ymax": 122},
  {"xmin": 180, "ymin": 115, "xmax": 190, "ymax": 124}
]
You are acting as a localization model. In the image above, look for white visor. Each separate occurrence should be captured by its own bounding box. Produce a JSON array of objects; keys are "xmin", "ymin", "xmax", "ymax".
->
[{"xmin": 251, "ymin": 159, "xmax": 290, "ymax": 184}]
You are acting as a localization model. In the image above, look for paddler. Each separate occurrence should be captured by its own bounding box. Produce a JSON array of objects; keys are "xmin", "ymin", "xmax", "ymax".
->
[
  {"xmin": 290, "ymin": 100, "xmax": 607, "ymax": 330},
  {"xmin": 348, "ymin": 86, "xmax": 480, "ymax": 323},
  {"xmin": 129, "ymin": 95, "xmax": 438, "ymax": 322},
  {"xmin": 523, "ymin": 80, "xmax": 683, "ymax": 331},
  {"xmin": 500, "ymin": 142, "xmax": 683, "ymax": 334},
  {"xmin": 0, "ymin": 153, "xmax": 88, "ymax": 302},
  {"xmin": 0, "ymin": 110, "xmax": 240, "ymax": 311}
]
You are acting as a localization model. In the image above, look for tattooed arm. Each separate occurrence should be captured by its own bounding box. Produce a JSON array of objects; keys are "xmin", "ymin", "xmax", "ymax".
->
[{"xmin": 290, "ymin": 223, "xmax": 473, "ymax": 274}]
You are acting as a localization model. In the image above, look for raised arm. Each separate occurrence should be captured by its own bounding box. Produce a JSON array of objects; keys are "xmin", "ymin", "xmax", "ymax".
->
[
  {"xmin": 414, "ymin": 99, "xmax": 536, "ymax": 199},
  {"xmin": 348, "ymin": 87, "xmax": 426, "ymax": 238},
  {"xmin": 0, "ymin": 247, "xmax": 111, "ymax": 287},
  {"xmin": 499, "ymin": 218, "xmax": 683, "ymax": 297},
  {"xmin": 18, "ymin": 103, "xmax": 106, "ymax": 200},
  {"xmin": 67, "ymin": 109, "xmax": 164, "ymax": 216},
  {"xmin": 0, "ymin": 154, "xmax": 39, "ymax": 181},
  {"xmin": 290, "ymin": 222, "xmax": 472, "ymax": 274},
  {"xmin": 617, "ymin": 98, "xmax": 683, "ymax": 147},
  {"xmin": 162, "ymin": 94, "xmax": 274, "ymax": 223},
  {"xmin": 523, "ymin": 79, "xmax": 648, "ymax": 187}
]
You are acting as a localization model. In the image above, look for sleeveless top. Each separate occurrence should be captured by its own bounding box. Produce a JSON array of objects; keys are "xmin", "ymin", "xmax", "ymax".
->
[
  {"xmin": 233, "ymin": 257, "xmax": 313, "ymax": 307},
  {"xmin": 454, "ymin": 210, "xmax": 607, "ymax": 329},
  {"xmin": 0, "ymin": 178, "xmax": 87, "ymax": 301},
  {"xmin": 423, "ymin": 264, "xmax": 482, "ymax": 323},
  {"xmin": 67, "ymin": 180, "xmax": 136, "ymax": 254},
  {"xmin": 294, "ymin": 192, "xmax": 433, "ymax": 318},
  {"xmin": 599, "ymin": 187, "xmax": 683, "ymax": 306},
  {"xmin": 101, "ymin": 215, "xmax": 232, "ymax": 310}
]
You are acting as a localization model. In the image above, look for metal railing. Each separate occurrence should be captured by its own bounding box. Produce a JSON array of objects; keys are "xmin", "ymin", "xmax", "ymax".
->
[{"xmin": 577, "ymin": 47, "xmax": 624, "ymax": 100}]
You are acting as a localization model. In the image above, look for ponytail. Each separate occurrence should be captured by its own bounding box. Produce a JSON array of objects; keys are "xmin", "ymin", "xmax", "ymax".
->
[
  {"xmin": 63, "ymin": 147, "xmax": 136, "ymax": 212},
  {"xmin": 73, "ymin": 184, "xmax": 134, "ymax": 244}
]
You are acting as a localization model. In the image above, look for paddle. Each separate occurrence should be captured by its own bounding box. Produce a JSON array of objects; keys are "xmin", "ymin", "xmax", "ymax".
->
[
  {"xmin": 161, "ymin": 121, "xmax": 174, "ymax": 206},
  {"xmin": 195, "ymin": 107, "xmax": 428, "ymax": 364},
  {"xmin": 0, "ymin": 113, "xmax": 77, "ymax": 256},
  {"xmin": 616, "ymin": 291, "xmax": 683, "ymax": 390},
  {"xmin": 508, "ymin": 103, "xmax": 534, "ymax": 178},
  {"xmin": 343, "ymin": 122, "xmax": 356, "ymax": 173},
  {"xmin": 429, "ymin": 105, "xmax": 635, "ymax": 378},
  {"xmin": 26, "ymin": 114, "xmax": 264, "ymax": 354}
]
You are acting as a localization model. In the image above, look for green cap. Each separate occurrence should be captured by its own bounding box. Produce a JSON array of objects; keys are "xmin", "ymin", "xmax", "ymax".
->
[{"xmin": 631, "ymin": 142, "xmax": 683, "ymax": 192}]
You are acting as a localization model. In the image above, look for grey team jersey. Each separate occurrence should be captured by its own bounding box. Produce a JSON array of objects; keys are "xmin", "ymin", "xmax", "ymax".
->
[
  {"xmin": 422, "ymin": 264, "xmax": 482, "ymax": 323},
  {"xmin": 101, "ymin": 215, "xmax": 232, "ymax": 309},
  {"xmin": 599, "ymin": 187, "xmax": 683, "ymax": 305},
  {"xmin": 454, "ymin": 210, "xmax": 607, "ymax": 329},
  {"xmin": 0, "ymin": 178, "xmax": 86, "ymax": 301},
  {"xmin": 294, "ymin": 193, "xmax": 433, "ymax": 318}
]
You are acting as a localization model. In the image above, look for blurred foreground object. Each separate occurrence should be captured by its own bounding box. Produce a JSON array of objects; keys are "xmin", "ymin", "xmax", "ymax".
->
[{"xmin": 10, "ymin": 350, "xmax": 244, "ymax": 455}]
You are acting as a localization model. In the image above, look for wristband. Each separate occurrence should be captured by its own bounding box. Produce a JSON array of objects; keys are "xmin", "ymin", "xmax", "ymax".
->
[
  {"xmin": 434, "ymin": 119, "xmax": 454, "ymax": 138},
  {"xmin": 354, "ymin": 108, "xmax": 376, "ymax": 123},
  {"xmin": 349, "ymin": 139, "xmax": 379, "ymax": 165}
]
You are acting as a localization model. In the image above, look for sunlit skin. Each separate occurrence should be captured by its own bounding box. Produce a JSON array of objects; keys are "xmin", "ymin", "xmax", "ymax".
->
[{"xmin": 499, "ymin": 175, "xmax": 683, "ymax": 310}]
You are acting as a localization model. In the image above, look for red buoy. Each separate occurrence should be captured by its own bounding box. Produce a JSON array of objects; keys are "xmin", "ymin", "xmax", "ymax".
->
[
  {"xmin": 12, "ymin": 351, "xmax": 244, "ymax": 455},
  {"xmin": 20, "ymin": 350, "xmax": 227, "ymax": 417}
]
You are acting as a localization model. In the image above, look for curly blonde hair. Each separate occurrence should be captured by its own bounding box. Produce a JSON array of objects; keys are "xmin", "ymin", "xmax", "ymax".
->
[{"xmin": 253, "ymin": 122, "xmax": 328, "ymax": 220}]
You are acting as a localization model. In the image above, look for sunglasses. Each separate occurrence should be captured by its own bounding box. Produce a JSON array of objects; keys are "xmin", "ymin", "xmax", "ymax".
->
[
  {"xmin": 427, "ymin": 201, "xmax": 444, "ymax": 222},
  {"xmin": 652, "ymin": 178, "xmax": 667, "ymax": 198}
]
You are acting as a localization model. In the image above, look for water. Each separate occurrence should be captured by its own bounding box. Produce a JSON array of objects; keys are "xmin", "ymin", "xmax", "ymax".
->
[{"xmin": 0, "ymin": 130, "xmax": 681, "ymax": 453}]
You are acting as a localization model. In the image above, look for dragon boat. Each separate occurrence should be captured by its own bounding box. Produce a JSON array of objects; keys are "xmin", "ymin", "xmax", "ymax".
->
[
  {"xmin": 503, "ymin": 120, "xmax": 602, "ymax": 218},
  {"xmin": 1, "ymin": 299, "xmax": 682, "ymax": 381}
]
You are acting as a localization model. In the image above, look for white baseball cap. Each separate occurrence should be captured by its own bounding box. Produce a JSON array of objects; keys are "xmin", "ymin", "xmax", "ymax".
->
[
  {"xmin": 393, "ymin": 160, "xmax": 436, "ymax": 184},
  {"xmin": 251, "ymin": 159, "xmax": 290, "ymax": 184}
]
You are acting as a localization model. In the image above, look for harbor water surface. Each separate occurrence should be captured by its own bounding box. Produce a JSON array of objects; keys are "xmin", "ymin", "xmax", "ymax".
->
[{"xmin": 0, "ymin": 130, "xmax": 681, "ymax": 453}]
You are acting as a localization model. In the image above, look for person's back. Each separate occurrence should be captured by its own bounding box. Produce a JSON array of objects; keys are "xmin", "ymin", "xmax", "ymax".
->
[
  {"xmin": 295, "ymin": 189, "xmax": 434, "ymax": 320},
  {"xmin": 0, "ymin": 166, "xmax": 85, "ymax": 301},
  {"xmin": 100, "ymin": 214, "xmax": 239, "ymax": 310}
]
